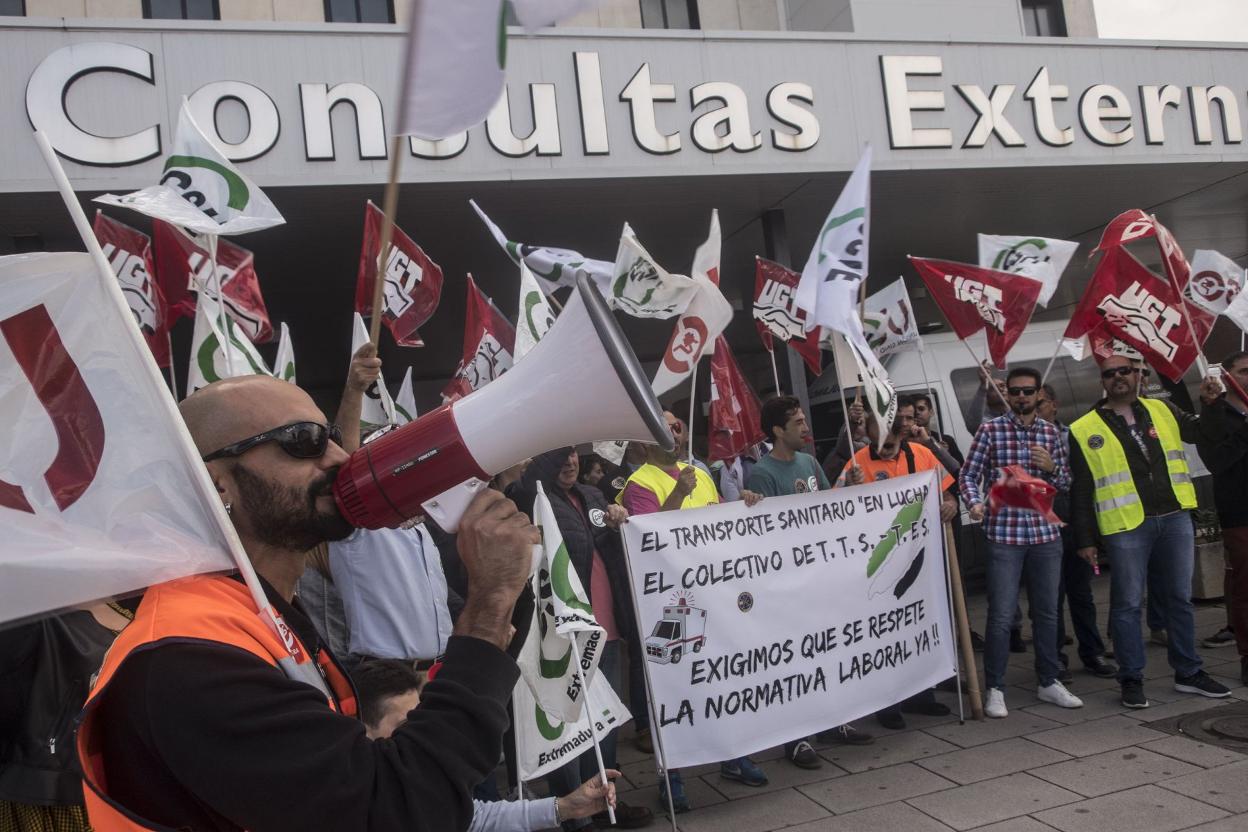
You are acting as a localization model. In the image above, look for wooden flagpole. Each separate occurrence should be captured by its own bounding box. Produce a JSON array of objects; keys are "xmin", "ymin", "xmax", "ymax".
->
[
  {"xmin": 1039, "ymin": 337, "xmax": 1065, "ymax": 387},
  {"xmin": 1151, "ymin": 215, "xmax": 1210, "ymax": 376},
  {"xmin": 687, "ymin": 360, "xmax": 699, "ymax": 465},
  {"xmin": 368, "ymin": 134, "xmax": 406, "ymax": 346},
  {"xmin": 943, "ymin": 522, "xmax": 984, "ymax": 720}
]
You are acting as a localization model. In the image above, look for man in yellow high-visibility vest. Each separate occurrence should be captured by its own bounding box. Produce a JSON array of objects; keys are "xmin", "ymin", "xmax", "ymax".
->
[{"xmin": 1069, "ymin": 353, "xmax": 1229, "ymax": 710}]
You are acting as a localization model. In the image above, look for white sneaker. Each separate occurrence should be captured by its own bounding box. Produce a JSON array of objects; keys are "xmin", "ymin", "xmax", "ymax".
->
[
  {"xmin": 985, "ymin": 688, "xmax": 1008, "ymax": 718},
  {"xmin": 1038, "ymin": 680, "xmax": 1083, "ymax": 709}
]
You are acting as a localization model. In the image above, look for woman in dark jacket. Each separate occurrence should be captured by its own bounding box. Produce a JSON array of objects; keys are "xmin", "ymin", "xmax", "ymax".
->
[{"xmin": 1, "ymin": 604, "xmax": 131, "ymax": 832}]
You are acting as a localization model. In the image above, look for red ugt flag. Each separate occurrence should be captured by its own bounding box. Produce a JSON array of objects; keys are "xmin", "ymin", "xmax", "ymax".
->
[
  {"xmin": 441, "ymin": 276, "xmax": 516, "ymax": 401},
  {"xmin": 1096, "ymin": 209, "xmax": 1192, "ymax": 292},
  {"xmin": 708, "ymin": 337, "xmax": 766, "ymax": 463},
  {"xmin": 752, "ymin": 258, "xmax": 822, "ymax": 375},
  {"xmin": 355, "ymin": 201, "xmax": 444, "ymax": 348},
  {"xmin": 909, "ymin": 257, "xmax": 1041, "ymax": 367},
  {"xmin": 152, "ymin": 220, "xmax": 273, "ymax": 343},
  {"xmin": 92, "ymin": 212, "xmax": 169, "ymax": 367},
  {"xmin": 1064, "ymin": 246, "xmax": 1211, "ymax": 382}
]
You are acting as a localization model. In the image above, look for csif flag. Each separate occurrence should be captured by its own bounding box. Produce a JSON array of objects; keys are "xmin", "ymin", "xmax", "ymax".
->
[
  {"xmin": 977, "ymin": 234, "xmax": 1078, "ymax": 307},
  {"xmin": 153, "ymin": 220, "xmax": 273, "ymax": 343},
  {"xmin": 860, "ymin": 278, "xmax": 920, "ymax": 358},
  {"xmin": 394, "ymin": 367, "xmax": 418, "ymax": 425},
  {"xmin": 186, "ymin": 287, "xmax": 271, "ymax": 394},
  {"xmin": 652, "ymin": 211, "xmax": 733, "ymax": 395},
  {"xmin": 0, "ymin": 252, "xmax": 235, "ymax": 625},
  {"xmin": 471, "ymin": 200, "xmax": 613, "ymax": 297},
  {"xmin": 610, "ymin": 224, "xmax": 699, "ymax": 319},
  {"xmin": 1185, "ymin": 249, "xmax": 1245, "ymax": 316},
  {"xmin": 909, "ymin": 257, "xmax": 1041, "ymax": 368},
  {"xmin": 273, "ymin": 322, "xmax": 296, "ymax": 383},
  {"xmin": 707, "ymin": 337, "xmax": 766, "ymax": 463},
  {"xmin": 355, "ymin": 201, "xmax": 444, "ymax": 348},
  {"xmin": 518, "ymin": 481, "xmax": 605, "ymax": 722},
  {"xmin": 351, "ymin": 313, "xmax": 398, "ymax": 432},
  {"xmin": 96, "ymin": 100, "xmax": 284, "ymax": 236},
  {"xmin": 1064, "ymin": 246, "xmax": 1211, "ymax": 382},
  {"xmin": 443, "ymin": 276, "xmax": 516, "ymax": 401},
  {"xmin": 92, "ymin": 211, "xmax": 169, "ymax": 367},
  {"xmin": 752, "ymin": 258, "xmax": 822, "ymax": 375},
  {"xmin": 515, "ymin": 262, "xmax": 556, "ymax": 361}
]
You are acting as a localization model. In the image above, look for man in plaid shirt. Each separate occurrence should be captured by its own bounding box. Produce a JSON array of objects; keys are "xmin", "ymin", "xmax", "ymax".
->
[{"xmin": 959, "ymin": 367, "xmax": 1082, "ymax": 718}]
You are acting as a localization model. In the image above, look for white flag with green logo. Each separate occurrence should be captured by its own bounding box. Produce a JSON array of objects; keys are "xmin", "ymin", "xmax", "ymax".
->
[
  {"xmin": 515, "ymin": 262, "xmax": 556, "ymax": 361},
  {"xmin": 96, "ymin": 101, "xmax": 284, "ymax": 236},
  {"xmin": 273, "ymin": 322, "xmax": 296, "ymax": 383},
  {"xmin": 513, "ymin": 669, "xmax": 630, "ymax": 781},
  {"xmin": 187, "ymin": 292, "xmax": 270, "ymax": 394},
  {"xmin": 610, "ymin": 224, "xmax": 699, "ymax": 320},
  {"xmin": 977, "ymin": 234, "xmax": 1077, "ymax": 307},
  {"xmin": 518, "ymin": 482, "xmax": 605, "ymax": 723},
  {"xmin": 351, "ymin": 313, "xmax": 397, "ymax": 433},
  {"xmin": 470, "ymin": 200, "xmax": 613, "ymax": 297},
  {"xmin": 394, "ymin": 367, "xmax": 418, "ymax": 426}
]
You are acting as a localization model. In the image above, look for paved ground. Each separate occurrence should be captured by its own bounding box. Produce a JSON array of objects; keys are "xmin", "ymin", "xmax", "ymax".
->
[{"xmin": 604, "ymin": 576, "xmax": 1248, "ymax": 832}]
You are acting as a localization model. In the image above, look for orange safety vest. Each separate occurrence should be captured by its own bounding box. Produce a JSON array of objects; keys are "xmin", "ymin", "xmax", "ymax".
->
[{"xmin": 76, "ymin": 574, "xmax": 357, "ymax": 832}]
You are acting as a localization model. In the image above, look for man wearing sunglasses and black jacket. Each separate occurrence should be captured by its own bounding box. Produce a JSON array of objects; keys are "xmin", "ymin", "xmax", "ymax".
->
[
  {"xmin": 76, "ymin": 375, "xmax": 538, "ymax": 832},
  {"xmin": 1069, "ymin": 353, "xmax": 1230, "ymax": 710}
]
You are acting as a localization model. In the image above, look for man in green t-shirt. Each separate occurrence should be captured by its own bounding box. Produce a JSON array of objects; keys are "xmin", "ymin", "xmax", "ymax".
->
[{"xmin": 747, "ymin": 396, "xmax": 873, "ymax": 770}]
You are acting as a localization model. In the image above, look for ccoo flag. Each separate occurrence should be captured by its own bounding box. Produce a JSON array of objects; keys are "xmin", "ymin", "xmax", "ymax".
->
[
  {"xmin": 0, "ymin": 252, "xmax": 234, "ymax": 625},
  {"xmin": 515, "ymin": 262, "xmax": 556, "ymax": 361},
  {"xmin": 186, "ymin": 291, "xmax": 271, "ymax": 394},
  {"xmin": 355, "ymin": 201, "xmax": 444, "ymax": 348},
  {"xmin": 92, "ymin": 211, "xmax": 169, "ymax": 367},
  {"xmin": 610, "ymin": 224, "xmax": 699, "ymax": 319},
  {"xmin": 977, "ymin": 235, "xmax": 1078, "ymax": 307},
  {"xmin": 96, "ymin": 100, "xmax": 284, "ymax": 236},
  {"xmin": 471, "ymin": 200, "xmax": 614, "ymax": 297}
]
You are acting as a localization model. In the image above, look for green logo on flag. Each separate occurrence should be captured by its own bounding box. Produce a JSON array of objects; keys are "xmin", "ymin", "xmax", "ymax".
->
[{"xmin": 163, "ymin": 155, "xmax": 251, "ymax": 211}]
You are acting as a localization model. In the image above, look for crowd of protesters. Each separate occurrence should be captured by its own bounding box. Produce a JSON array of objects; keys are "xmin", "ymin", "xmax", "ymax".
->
[{"xmin": 3, "ymin": 343, "xmax": 1248, "ymax": 832}]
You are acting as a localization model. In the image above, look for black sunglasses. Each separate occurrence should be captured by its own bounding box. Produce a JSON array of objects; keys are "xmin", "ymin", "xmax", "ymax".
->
[
  {"xmin": 203, "ymin": 422, "xmax": 342, "ymax": 463},
  {"xmin": 1007, "ymin": 386, "xmax": 1038, "ymax": 397},
  {"xmin": 1101, "ymin": 366, "xmax": 1141, "ymax": 379}
]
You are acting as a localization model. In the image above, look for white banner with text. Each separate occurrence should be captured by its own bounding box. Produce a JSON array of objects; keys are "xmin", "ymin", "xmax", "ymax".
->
[{"xmin": 622, "ymin": 470, "xmax": 956, "ymax": 768}]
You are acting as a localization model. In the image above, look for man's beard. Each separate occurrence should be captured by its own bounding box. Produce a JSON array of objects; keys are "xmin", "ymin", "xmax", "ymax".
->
[
  {"xmin": 232, "ymin": 463, "xmax": 354, "ymax": 550},
  {"xmin": 1011, "ymin": 400, "xmax": 1036, "ymax": 416}
]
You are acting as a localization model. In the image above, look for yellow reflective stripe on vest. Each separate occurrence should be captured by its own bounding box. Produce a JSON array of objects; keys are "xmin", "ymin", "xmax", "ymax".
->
[
  {"xmin": 1140, "ymin": 398, "xmax": 1197, "ymax": 510},
  {"xmin": 1097, "ymin": 493, "xmax": 1142, "ymax": 513},
  {"xmin": 1094, "ymin": 471, "xmax": 1133, "ymax": 489}
]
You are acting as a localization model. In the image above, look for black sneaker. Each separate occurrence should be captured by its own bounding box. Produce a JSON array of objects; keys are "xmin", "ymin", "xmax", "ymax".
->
[
  {"xmin": 1085, "ymin": 657, "xmax": 1118, "ymax": 678},
  {"xmin": 1175, "ymin": 671, "xmax": 1232, "ymax": 698},
  {"xmin": 818, "ymin": 724, "xmax": 874, "ymax": 745},
  {"xmin": 1121, "ymin": 680, "xmax": 1149, "ymax": 709},
  {"xmin": 971, "ymin": 631, "xmax": 986, "ymax": 652},
  {"xmin": 1010, "ymin": 630, "xmax": 1027, "ymax": 653},
  {"xmin": 1058, "ymin": 666, "xmax": 1074, "ymax": 684},
  {"xmin": 1202, "ymin": 627, "xmax": 1236, "ymax": 649},
  {"xmin": 787, "ymin": 740, "xmax": 822, "ymax": 769},
  {"xmin": 876, "ymin": 710, "xmax": 906, "ymax": 730}
]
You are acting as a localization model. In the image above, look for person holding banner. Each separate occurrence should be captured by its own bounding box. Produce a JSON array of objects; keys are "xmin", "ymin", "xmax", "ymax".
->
[
  {"xmin": 1195, "ymin": 350, "xmax": 1248, "ymax": 687},
  {"xmin": 959, "ymin": 367, "xmax": 1083, "ymax": 719},
  {"xmin": 618, "ymin": 431, "xmax": 766, "ymax": 810},
  {"xmin": 352, "ymin": 659, "xmax": 620, "ymax": 832},
  {"xmin": 77, "ymin": 375, "xmax": 538, "ymax": 832},
  {"xmin": 1070, "ymin": 355, "xmax": 1231, "ymax": 709}
]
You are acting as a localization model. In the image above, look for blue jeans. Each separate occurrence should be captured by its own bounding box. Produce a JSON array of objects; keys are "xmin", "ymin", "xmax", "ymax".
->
[
  {"xmin": 548, "ymin": 640, "xmax": 622, "ymax": 827},
  {"xmin": 985, "ymin": 539, "xmax": 1063, "ymax": 689},
  {"xmin": 1104, "ymin": 512, "xmax": 1202, "ymax": 683}
]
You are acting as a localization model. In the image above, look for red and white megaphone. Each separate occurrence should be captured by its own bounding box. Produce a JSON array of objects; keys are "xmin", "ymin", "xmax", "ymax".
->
[{"xmin": 333, "ymin": 275, "xmax": 674, "ymax": 531}]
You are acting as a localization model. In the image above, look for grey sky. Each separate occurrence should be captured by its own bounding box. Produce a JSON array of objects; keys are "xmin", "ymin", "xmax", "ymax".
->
[{"xmin": 1094, "ymin": 0, "xmax": 1248, "ymax": 42}]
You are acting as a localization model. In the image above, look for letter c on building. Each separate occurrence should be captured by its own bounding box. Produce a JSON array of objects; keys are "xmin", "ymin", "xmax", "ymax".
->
[{"xmin": 26, "ymin": 42, "xmax": 160, "ymax": 167}]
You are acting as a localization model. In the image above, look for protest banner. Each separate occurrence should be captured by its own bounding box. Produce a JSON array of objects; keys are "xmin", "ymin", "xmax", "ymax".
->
[{"xmin": 621, "ymin": 470, "xmax": 955, "ymax": 769}]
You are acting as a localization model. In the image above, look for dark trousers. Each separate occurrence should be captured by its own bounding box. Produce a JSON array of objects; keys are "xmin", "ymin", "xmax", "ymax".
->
[
  {"xmin": 1056, "ymin": 527, "xmax": 1107, "ymax": 667},
  {"xmin": 1225, "ymin": 527, "xmax": 1248, "ymax": 659}
]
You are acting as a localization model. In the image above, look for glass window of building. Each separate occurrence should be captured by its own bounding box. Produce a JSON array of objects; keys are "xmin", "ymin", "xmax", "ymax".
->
[
  {"xmin": 143, "ymin": 0, "xmax": 219, "ymax": 19},
  {"xmin": 0, "ymin": 0, "xmax": 23, "ymax": 17},
  {"xmin": 1021, "ymin": 0, "xmax": 1067, "ymax": 36},
  {"xmin": 325, "ymin": 0, "xmax": 394, "ymax": 23},
  {"xmin": 640, "ymin": 0, "xmax": 699, "ymax": 29}
]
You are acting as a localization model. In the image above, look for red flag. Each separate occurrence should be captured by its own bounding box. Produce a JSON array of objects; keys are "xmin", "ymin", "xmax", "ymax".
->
[
  {"xmin": 1064, "ymin": 246, "xmax": 1212, "ymax": 382},
  {"xmin": 441, "ymin": 276, "xmax": 516, "ymax": 401},
  {"xmin": 909, "ymin": 257, "xmax": 1041, "ymax": 367},
  {"xmin": 707, "ymin": 337, "xmax": 766, "ymax": 463},
  {"xmin": 152, "ymin": 220, "xmax": 273, "ymax": 343},
  {"xmin": 989, "ymin": 466, "xmax": 1062, "ymax": 526},
  {"xmin": 355, "ymin": 201, "xmax": 444, "ymax": 348},
  {"xmin": 1095, "ymin": 209, "xmax": 1192, "ymax": 292},
  {"xmin": 752, "ymin": 258, "xmax": 822, "ymax": 375},
  {"xmin": 92, "ymin": 212, "xmax": 169, "ymax": 367}
]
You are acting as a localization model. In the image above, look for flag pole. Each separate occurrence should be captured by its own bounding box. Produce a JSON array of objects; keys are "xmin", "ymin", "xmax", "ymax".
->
[
  {"xmin": 568, "ymin": 638, "xmax": 616, "ymax": 826},
  {"xmin": 687, "ymin": 360, "xmax": 699, "ymax": 465},
  {"xmin": 768, "ymin": 346, "xmax": 782, "ymax": 394},
  {"xmin": 207, "ymin": 234, "xmax": 234, "ymax": 377},
  {"xmin": 166, "ymin": 331, "xmax": 178, "ymax": 398},
  {"xmin": 368, "ymin": 134, "xmax": 406, "ymax": 345},
  {"xmin": 1039, "ymin": 337, "xmax": 1064, "ymax": 387},
  {"xmin": 943, "ymin": 522, "xmax": 984, "ymax": 720},
  {"xmin": 916, "ymin": 339, "xmax": 942, "ymax": 435},
  {"xmin": 1151, "ymin": 215, "xmax": 1210, "ymax": 376},
  {"xmin": 512, "ymin": 692, "xmax": 524, "ymax": 802},
  {"xmin": 833, "ymin": 333, "xmax": 858, "ymax": 459},
  {"xmin": 34, "ymin": 129, "xmax": 276, "ymax": 625}
]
